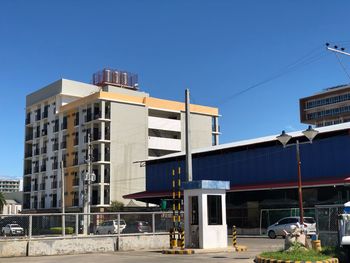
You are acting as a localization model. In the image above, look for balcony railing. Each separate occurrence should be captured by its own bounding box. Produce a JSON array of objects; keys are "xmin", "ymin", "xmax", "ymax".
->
[
  {"xmin": 40, "ymin": 165, "xmax": 46, "ymax": 172},
  {"xmin": 93, "ymin": 132, "xmax": 101, "ymax": 141},
  {"xmin": 52, "ymin": 163, "xmax": 58, "ymax": 170},
  {"xmin": 39, "ymin": 183, "xmax": 45, "ymax": 190},
  {"xmin": 34, "ymin": 149, "xmax": 40, "ymax": 156},
  {"xmin": 53, "ymin": 143, "xmax": 58, "ymax": 151},
  {"xmin": 72, "ymin": 199, "xmax": 79, "ymax": 207},
  {"xmin": 61, "ymin": 141, "xmax": 67, "ymax": 149},
  {"xmin": 72, "ymin": 178, "xmax": 79, "ymax": 186},
  {"xmin": 74, "ymin": 117, "xmax": 79, "ymax": 126},
  {"xmin": 24, "ymin": 168, "xmax": 32, "ymax": 175},
  {"xmin": 42, "ymin": 111, "xmax": 48, "ymax": 119},
  {"xmin": 25, "ymin": 133, "xmax": 33, "ymax": 141},
  {"xmin": 61, "ymin": 122, "xmax": 67, "ymax": 130},
  {"xmin": 41, "ymin": 129, "xmax": 48, "ymax": 136},
  {"xmin": 33, "ymin": 167, "xmax": 39, "ymax": 173},
  {"xmin": 53, "ymin": 125, "xmax": 59, "ymax": 133},
  {"xmin": 41, "ymin": 147, "xmax": 47, "ymax": 154},
  {"xmin": 35, "ymin": 114, "xmax": 41, "ymax": 121},
  {"xmin": 25, "ymin": 152, "xmax": 32, "ymax": 158},
  {"xmin": 51, "ymin": 181, "xmax": 57, "ymax": 189},
  {"xmin": 25, "ymin": 118, "xmax": 31, "ymax": 125},
  {"xmin": 104, "ymin": 175, "xmax": 110, "ymax": 183}
]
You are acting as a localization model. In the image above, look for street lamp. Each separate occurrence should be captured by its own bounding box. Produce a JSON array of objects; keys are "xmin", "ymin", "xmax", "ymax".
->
[{"xmin": 276, "ymin": 125, "xmax": 319, "ymax": 225}]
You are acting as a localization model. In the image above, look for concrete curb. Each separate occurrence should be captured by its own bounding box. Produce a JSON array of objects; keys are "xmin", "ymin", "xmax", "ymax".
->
[
  {"xmin": 254, "ymin": 255, "xmax": 339, "ymax": 263},
  {"xmin": 162, "ymin": 249, "xmax": 195, "ymax": 254}
]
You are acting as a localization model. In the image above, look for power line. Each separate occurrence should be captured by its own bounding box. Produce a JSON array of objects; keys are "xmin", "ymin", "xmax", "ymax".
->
[{"xmin": 217, "ymin": 46, "xmax": 327, "ymax": 105}]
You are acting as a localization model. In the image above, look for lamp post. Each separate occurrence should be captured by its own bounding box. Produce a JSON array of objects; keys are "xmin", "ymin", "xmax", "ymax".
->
[{"xmin": 276, "ymin": 125, "xmax": 319, "ymax": 225}]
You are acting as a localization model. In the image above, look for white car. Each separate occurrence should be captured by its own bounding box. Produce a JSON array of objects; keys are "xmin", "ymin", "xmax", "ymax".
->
[
  {"xmin": 95, "ymin": 219, "xmax": 126, "ymax": 235},
  {"xmin": 2, "ymin": 224, "xmax": 24, "ymax": 236},
  {"xmin": 267, "ymin": 216, "xmax": 316, "ymax": 239}
]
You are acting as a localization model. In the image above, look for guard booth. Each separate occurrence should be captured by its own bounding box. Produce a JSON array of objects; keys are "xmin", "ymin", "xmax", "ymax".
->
[{"xmin": 183, "ymin": 180, "xmax": 229, "ymax": 249}]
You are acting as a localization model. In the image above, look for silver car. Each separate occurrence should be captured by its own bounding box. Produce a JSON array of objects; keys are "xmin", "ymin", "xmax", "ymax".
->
[
  {"xmin": 267, "ymin": 216, "xmax": 316, "ymax": 239},
  {"xmin": 95, "ymin": 219, "xmax": 126, "ymax": 235}
]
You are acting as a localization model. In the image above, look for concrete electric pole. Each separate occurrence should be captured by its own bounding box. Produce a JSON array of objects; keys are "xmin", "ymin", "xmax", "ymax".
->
[
  {"xmin": 60, "ymin": 161, "xmax": 65, "ymax": 236},
  {"xmin": 83, "ymin": 132, "xmax": 94, "ymax": 235},
  {"xmin": 185, "ymin": 89, "xmax": 193, "ymax": 182}
]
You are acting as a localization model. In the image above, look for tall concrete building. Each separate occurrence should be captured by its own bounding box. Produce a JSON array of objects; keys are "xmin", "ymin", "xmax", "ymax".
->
[
  {"xmin": 23, "ymin": 69, "xmax": 220, "ymax": 212},
  {"xmin": 300, "ymin": 84, "xmax": 350, "ymax": 127}
]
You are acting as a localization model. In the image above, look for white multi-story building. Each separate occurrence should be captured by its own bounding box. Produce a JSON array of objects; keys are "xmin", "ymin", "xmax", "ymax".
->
[
  {"xmin": 23, "ymin": 69, "xmax": 220, "ymax": 212},
  {"xmin": 0, "ymin": 178, "xmax": 21, "ymax": 193}
]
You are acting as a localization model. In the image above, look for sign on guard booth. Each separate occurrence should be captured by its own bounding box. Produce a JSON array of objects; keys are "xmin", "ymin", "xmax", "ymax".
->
[{"xmin": 182, "ymin": 180, "xmax": 229, "ymax": 249}]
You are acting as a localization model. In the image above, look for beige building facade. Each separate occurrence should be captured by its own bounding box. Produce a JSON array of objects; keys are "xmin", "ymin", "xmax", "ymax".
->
[{"xmin": 23, "ymin": 71, "xmax": 220, "ymax": 212}]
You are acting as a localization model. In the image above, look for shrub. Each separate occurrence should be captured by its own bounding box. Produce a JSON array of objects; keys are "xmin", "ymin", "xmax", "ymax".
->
[{"xmin": 49, "ymin": 227, "xmax": 74, "ymax": 234}]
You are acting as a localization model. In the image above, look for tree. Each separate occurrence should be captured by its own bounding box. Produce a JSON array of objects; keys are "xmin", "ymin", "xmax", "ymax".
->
[
  {"xmin": 0, "ymin": 192, "xmax": 6, "ymax": 213},
  {"xmin": 108, "ymin": 200, "xmax": 124, "ymax": 212}
]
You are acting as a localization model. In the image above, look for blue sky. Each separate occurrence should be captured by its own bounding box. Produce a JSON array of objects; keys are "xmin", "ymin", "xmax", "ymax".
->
[{"xmin": 1, "ymin": 0, "xmax": 350, "ymax": 178}]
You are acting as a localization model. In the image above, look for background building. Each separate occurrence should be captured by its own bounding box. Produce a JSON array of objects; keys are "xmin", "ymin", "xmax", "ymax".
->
[
  {"xmin": 300, "ymin": 84, "xmax": 350, "ymax": 127},
  {"xmin": 126, "ymin": 122, "xmax": 350, "ymax": 233},
  {"xmin": 23, "ymin": 69, "xmax": 219, "ymax": 212},
  {"xmin": 0, "ymin": 178, "xmax": 21, "ymax": 193}
]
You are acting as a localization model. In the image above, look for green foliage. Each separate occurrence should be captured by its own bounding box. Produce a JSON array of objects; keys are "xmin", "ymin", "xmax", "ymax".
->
[
  {"xmin": 260, "ymin": 243, "xmax": 337, "ymax": 261},
  {"xmin": 0, "ymin": 192, "xmax": 7, "ymax": 213},
  {"xmin": 49, "ymin": 227, "xmax": 74, "ymax": 234},
  {"xmin": 108, "ymin": 200, "xmax": 124, "ymax": 211}
]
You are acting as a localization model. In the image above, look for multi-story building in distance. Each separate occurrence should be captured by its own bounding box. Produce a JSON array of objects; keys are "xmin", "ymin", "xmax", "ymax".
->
[
  {"xmin": 0, "ymin": 178, "xmax": 20, "ymax": 193},
  {"xmin": 300, "ymin": 84, "xmax": 350, "ymax": 127},
  {"xmin": 23, "ymin": 69, "xmax": 220, "ymax": 212}
]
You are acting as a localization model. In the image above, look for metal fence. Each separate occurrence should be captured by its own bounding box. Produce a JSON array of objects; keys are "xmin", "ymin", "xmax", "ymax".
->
[
  {"xmin": 315, "ymin": 204, "xmax": 344, "ymax": 233},
  {"xmin": 259, "ymin": 207, "xmax": 316, "ymax": 235},
  {"xmin": 0, "ymin": 211, "xmax": 177, "ymax": 239}
]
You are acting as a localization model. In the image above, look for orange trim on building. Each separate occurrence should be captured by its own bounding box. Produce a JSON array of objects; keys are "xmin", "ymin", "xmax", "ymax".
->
[{"xmin": 60, "ymin": 91, "xmax": 219, "ymax": 116}]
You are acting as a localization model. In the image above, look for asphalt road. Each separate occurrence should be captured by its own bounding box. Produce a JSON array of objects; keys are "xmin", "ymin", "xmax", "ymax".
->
[{"xmin": 0, "ymin": 237, "xmax": 284, "ymax": 263}]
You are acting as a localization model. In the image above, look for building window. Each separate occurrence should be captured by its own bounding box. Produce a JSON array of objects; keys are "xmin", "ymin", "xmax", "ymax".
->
[
  {"xmin": 207, "ymin": 195, "xmax": 222, "ymax": 225},
  {"xmin": 212, "ymin": 134, "xmax": 217, "ymax": 146},
  {"xmin": 191, "ymin": 196, "xmax": 199, "ymax": 225}
]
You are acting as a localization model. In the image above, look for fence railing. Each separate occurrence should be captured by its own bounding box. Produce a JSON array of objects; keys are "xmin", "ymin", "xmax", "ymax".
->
[{"xmin": 0, "ymin": 211, "xmax": 176, "ymax": 239}]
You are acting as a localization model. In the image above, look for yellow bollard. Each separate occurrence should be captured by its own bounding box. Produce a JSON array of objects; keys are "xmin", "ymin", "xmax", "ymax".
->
[
  {"xmin": 232, "ymin": 225, "xmax": 237, "ymax": 249},
  {"xmin": 312, "ymin": 240, "xmax": 321, "ymax": 252}
]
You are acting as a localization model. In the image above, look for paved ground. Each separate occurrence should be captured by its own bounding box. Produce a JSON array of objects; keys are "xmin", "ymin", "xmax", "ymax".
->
[{"xmin": 0, "ymin": 237, "xmax": 284, "ymax": 263}]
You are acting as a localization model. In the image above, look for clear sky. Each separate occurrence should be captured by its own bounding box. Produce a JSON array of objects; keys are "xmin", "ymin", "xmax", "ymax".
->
[{"xmin": 1, "ymin": 0, "xmax": 350, "ymax": 178}]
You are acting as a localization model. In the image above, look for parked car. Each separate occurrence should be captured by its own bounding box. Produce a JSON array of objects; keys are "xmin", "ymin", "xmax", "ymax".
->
[
  {"xmin": 2, "ymin": 224, "xmax": 24, "ymax": 236},
  {"xmin": 122, "ymin": 221, "xmax": 152, "ymax": 234},
  {"xmin": 95, "ymin": 219, "xmax": 126, "ymax": 235},
  {"xmin": 267, "ymin": 216, "xmax": 316, "ymax": 239}
]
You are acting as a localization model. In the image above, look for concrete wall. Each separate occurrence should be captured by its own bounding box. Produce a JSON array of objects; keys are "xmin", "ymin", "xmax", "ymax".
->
[
  {"xmin": 0, "ymin": 235, "xmax": 169, "ymax": 257},
  {"xmin": 110, "ymin": 102, "xmax": 148, "ymax": 204},
  {"xmin": 118, "ymin": 234, "xmax": 169, "ymax": 251},
  {"xmin": 181, "ymin": 112, "xmax": 213, "ymax": 150}
]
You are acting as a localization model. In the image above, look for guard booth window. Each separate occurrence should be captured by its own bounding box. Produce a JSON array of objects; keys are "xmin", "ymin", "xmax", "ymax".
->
[
  {"xmin": 191, "ymin": 196, "xmax": 199, "ymax": 225},
  {"xmin": 208, "ymin": 195, "xmax": 222, "ymax": 225}
]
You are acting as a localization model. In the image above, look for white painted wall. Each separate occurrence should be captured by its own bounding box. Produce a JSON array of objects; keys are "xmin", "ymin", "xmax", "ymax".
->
[
  {"xmin": 148, "ymin": 116, "xmax": 181, "ymax": 132},
  {"xmin": 184, "ymin": 188, "xmax": 227, "ymax": 249},
  {"xmin": 148, "ymin": 137, "xmax": 181, "ymax": 151}
]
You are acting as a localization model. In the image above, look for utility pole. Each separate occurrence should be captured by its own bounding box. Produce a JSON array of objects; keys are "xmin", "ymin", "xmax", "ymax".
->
[
  {"xmin": 83, "ymin": 132, "xmax": 93, "ymax": 235},
  {"xmin": 326, "ymin": 43, "xmax": 350, "ymax": 57},
  {"xmin": 60, "ymin": 161, "xmax": 65, "ymax": 236},
  {"xmin": 185, "ymin": 89, "xmax": 192, "ymax": 182}
]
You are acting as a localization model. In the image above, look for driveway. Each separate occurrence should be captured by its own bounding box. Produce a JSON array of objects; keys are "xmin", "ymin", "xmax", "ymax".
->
[{"xmin": 0, "ymin": 237, "xmax": 284, "ymax": 263}]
